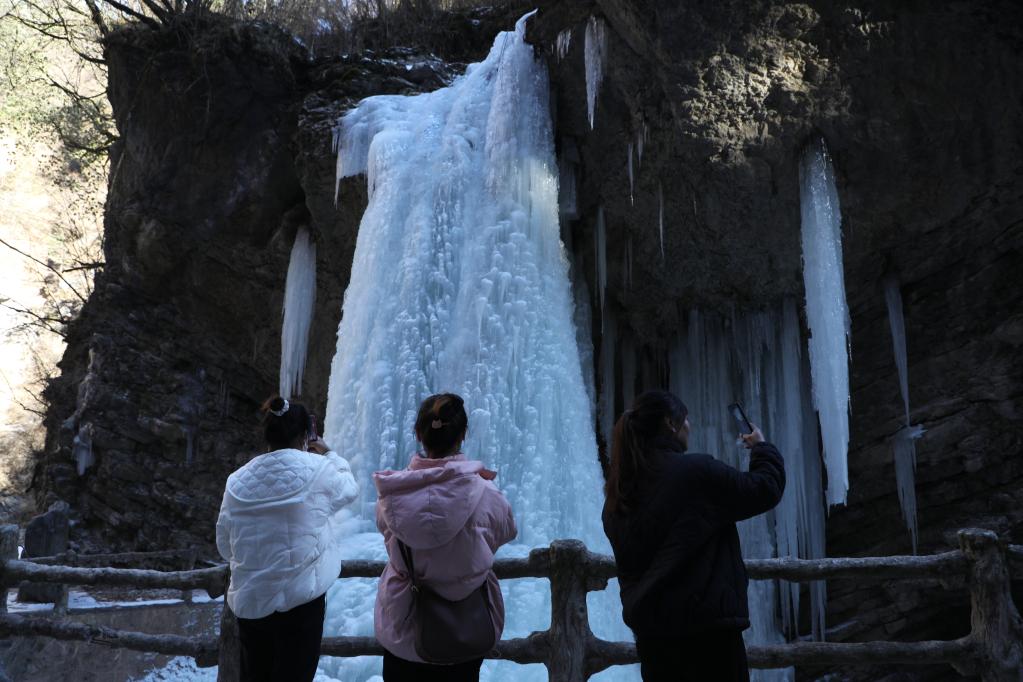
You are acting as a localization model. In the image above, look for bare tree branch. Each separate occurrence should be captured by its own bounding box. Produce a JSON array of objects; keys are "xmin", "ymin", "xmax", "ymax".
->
[
  {"xmin": 62, "ymin": 262, "xmax": 104, "ymax": 273},
  {"xmin": 82, "ymin": 0, "xmax": 109, "ymax": 36},
  {"xmin": 0, "ymin": 237, "xmax": 87, "ymax": 304},
  {"xmin": 98, "ymin": 0, "xmax": 162, "ymax": 28},
  {"xmin": 0, "ymin": 300, "xmax": 69, "ymax": 338}
]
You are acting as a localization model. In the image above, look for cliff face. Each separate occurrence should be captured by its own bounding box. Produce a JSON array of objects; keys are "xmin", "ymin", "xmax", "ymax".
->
[{"xmin": 35, "ymin": 1, "xmax": 1022, "ymax": 678}]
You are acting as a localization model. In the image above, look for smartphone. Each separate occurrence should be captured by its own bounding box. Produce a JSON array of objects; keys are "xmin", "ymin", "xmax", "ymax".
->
[
  {"xmin": 309, "ymin": 414, "xmax": 319, "ymax": 439},
  {"xmin": 727, "ymin": 402, "xmax": 753, "ymax": 434}
]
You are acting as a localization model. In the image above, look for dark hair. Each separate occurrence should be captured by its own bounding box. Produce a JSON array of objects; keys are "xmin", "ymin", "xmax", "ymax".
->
[
  {"xmin": 261, "ymin": 395, "xmax": 312, "ymax": 450},
  {"xmin": 414, "ymin": 393, "xmax": 468, "ymax": 458},
  {"xmin": 605, "ymin": 390, "xmax": 688, "ymax": 513}
]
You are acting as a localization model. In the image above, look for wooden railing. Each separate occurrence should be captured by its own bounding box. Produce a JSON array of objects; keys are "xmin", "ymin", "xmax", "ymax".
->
[{"xmin": 1, "ymin": 525, "xmax": 1020, "ymax": 681}]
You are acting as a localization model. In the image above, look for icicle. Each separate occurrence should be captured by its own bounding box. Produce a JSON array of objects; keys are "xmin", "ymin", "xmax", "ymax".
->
[
  {"xmin": 884, "ymin": 276, "xmax": 910, "ymax": 421},
  {"xmin": 572, "ymin": 265, "xmax": 597, "ymax": 423},
  {"xmin": 279, "ymin": 227, "xmax": 317, "ymax": 398},
  {"xmin": 595, "ymin": 206, "xmax": 607, "ymax": 319},
  {"xmin": 620, "ymin": 333, "xmax": 635, "ymax": 410},
  {"xmin": 894, "ymin": 424, "xmax": 924, "ymax": 553},
  {"xmin": 799, "ymin": 138, "xmax": 851, "ymax": 507},
  {"xmin": 636, "ymin": 121, "xmax": 647, "ymax": 167},
  {"xmin": 884, "ymin": 274, "xmax": 923, "ymax": 553},
  {"xmin": 627, "ymin": 142, "xmax": 634, "ymax": 205},
  {"xmin": 658, "ymin": 182, "xmax": 665, "ymax": 260},
  {"xmin": 599, "ymin": 308, "xmax": 617, "ymax": 444},
  {"xmin": 623, "ymin": 234, "xmax": 633, "ymax": 290},
  {"xmin": 73, "ymin": 422, "xmax": 94, "ymax": 476},
  {"xmin": 556, "ymin": 28, "xmax": 572, "ymax": 61},
  {"xmin": 584, "ymin": 16, "xmax": 607, "ymax": 130},
  {"xmin": 332, "ymin": 127, "xmax": 343, "ymax": 207}
]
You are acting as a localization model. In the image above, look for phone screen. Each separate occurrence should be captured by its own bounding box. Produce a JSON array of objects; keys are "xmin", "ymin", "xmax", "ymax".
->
[{"xmin": 728, "ymin": 403, "xmax": 753, "ymax": 434}]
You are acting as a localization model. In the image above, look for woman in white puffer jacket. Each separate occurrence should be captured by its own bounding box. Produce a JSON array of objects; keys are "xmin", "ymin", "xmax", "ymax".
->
[{"xmin": 216, "ymin": 395, "xmax": 359, "ymax": 682}]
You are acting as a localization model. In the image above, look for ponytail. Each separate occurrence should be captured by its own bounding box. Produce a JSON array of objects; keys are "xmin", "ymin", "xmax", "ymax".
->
[
  {"xmin": 604, "ymin": 390, "xmax": 688, "ymax": 513},
  {"xmin": 414, "ymin": 393, "xmax": 469, "ymax": 458},
  {"xmin": 260, "ymin": 395, "xmax": 312, "ymax": 450}
]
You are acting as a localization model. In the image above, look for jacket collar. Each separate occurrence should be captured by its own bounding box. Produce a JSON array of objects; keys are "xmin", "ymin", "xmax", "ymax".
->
[
  {"xmin": 409, "ymin": 452, "xmax": 466, "ymax": 470},
  {"xmin": 651, "ymin": 434, "xmax": 687, "ymax": 454}
]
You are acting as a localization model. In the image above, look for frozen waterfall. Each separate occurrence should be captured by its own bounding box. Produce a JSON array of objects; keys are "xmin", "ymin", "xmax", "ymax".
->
[
  {"xmin": 322, "ymin": 14, "xmax": 632, "ymax": 681},
  {"xmin": 279, "ymin": 227, "xmax": 317, "ymax": 398},
  {"xmin": 884, "ymin": 275, "xmax": 924, "ymax": 552},
  {"xmin": 669, "ymin": 302, "xmax": 826, "ymax": 679},
  {"xmin": 799, "ymin": 139, "xmax": 851, "ymax": 507}
]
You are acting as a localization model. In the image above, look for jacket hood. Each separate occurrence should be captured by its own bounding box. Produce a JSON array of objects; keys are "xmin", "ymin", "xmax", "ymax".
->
[
  {"xmin": 226, "ymin": 448, "xmax": 324, "ymax": 503},
  {"xmin": 374, "ymin": 454, "xmax": 487, "ymax": 550}
]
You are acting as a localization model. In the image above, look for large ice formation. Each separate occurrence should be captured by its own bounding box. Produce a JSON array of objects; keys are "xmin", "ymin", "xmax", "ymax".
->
[
  {"xmin": 799, "ymin": 139, "xmax": 851, "ymax": 507},
  {"xmin": 322, "ymin": 14, "xmax": 631, "ymax": 680}
]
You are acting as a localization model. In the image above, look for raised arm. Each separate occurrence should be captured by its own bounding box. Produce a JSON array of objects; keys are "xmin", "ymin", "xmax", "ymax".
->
[
  {"xmin": 705, "ymin": 442, "xmax": 786, "ymax": 522},
  {"xmin": 323, "ymin": 450, "xmax": 360, "ymax": 513}
]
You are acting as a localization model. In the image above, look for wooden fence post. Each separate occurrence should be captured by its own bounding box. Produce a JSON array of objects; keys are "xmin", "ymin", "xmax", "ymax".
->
[
  {"xmin": 959, "ymin": 529, "xmax": 1023, "ymax": 682},
  {"xmin": 216, "ymin": 599, "xmax": 241, "ymax": 682},
  {"xmin": 546, "ymin": 540, "xmax": 595, "ymax": 682},
  {"xmin": 0, "ymin": 525, "xmax": 18, "ymax": 614},
  {"xmin": 180, "ymin": 549, "xmax": 197, "ymax": 604}
]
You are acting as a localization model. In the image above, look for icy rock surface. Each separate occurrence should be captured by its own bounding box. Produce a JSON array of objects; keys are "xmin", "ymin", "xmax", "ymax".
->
[
  {"xmin": 323, "ymin": 14, "xmax": 632, "ymax": 680},
  {"xmin": 279, "ymin": 227, "xmax": 317, "ymax": 398},
  {"xmin": 799, "ymin": 139, "xmax": 851, "ymax": 507}
]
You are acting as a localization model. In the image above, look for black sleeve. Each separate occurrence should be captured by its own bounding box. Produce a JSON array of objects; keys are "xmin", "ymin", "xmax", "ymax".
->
[{"xmin": 704, "ymin": 442, "xmax": 786, "ymax": 522}]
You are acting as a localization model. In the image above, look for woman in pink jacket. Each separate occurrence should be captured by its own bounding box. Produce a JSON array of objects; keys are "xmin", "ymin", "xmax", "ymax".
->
[{"xmin": 374, "ymin": 393, "xmax": 517, "ymax": 681}]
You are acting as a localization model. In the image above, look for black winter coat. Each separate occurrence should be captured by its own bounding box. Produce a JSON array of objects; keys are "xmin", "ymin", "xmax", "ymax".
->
[{"xmin": 602, "ymin": 438, "xmax": 785, "ymax": 637}]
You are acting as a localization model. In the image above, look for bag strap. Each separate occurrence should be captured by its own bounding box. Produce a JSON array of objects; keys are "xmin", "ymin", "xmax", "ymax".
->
[{"xmin": 396, "ymin": 539, "xmax": 419, "ymax": 591}]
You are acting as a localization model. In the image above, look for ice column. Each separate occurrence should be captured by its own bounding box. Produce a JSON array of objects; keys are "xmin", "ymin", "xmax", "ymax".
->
[
  {"xmin": 884, "ymin": 275, "xmax": 924, "ymax": 552},
  {"xmin": 556, "ymin": 28, "xmax": 572, "ymax": 60},
  {"xmin": 598, "ymin": 308, "xmax": 617, "ymax": 444},
  {"xmin": 799, "ymin": 139, "xmax": 851, "ymax": 506},
  {"xmin": 670, "ymin": 303, "xmax": 827, "ymax": 678},
  {"xmin": 573, "ymin": 263, "xmax": 597, "ymax": 423},
  {"xmin": 595, "ymin": 205, "xmax": 607, "ymax": 318},
  {"xmin": 279, "ymin": 226, "xmax": 317, "ymax": 398},
  {"xmin": 324, "ymin": 15, "xmax": 626, "ymax": 681},
  {"xmin": 73, "ymin": 423, "xmax": 94, "ymax": 476},
  {"xmin": 584, "ymin": 16, "xmax": 607, "ymax": 129}
]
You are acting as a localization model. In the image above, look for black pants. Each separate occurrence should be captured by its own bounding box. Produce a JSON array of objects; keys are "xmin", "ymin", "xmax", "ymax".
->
[
  {"xmin": 382, "ymin": 649, "xmax": 484, "ymax": 682},
  {"xmin": 236, "ymin": 593, "xmax": 326, "ymax": 682},
  {"xmin": 636, "ymin": 630, "xmax": 750, "ymax": 682}
]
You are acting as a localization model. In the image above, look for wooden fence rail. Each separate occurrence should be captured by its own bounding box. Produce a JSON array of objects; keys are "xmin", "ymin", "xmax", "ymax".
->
[{"xmin": 0, "ymin": 524, "xmax": 1020, "ymax": 681}]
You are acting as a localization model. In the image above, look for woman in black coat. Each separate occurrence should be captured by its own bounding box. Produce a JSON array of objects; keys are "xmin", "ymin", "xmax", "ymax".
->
[{"xmin": 602, "ymin": 390, "xmax": 785, "ymax": 682}]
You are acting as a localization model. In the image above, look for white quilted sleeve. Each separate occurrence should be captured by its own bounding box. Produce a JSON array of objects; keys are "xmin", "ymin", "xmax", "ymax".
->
[
  {"xmin": 215, "ymin": 490, "xmax": 232, "ymax": 562},
  {"xmin": 323, "ymin": 451, "xmax": 360, "ymax": 513}
]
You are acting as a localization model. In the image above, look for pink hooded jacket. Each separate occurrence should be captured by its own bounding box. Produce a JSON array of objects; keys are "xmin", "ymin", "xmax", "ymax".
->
[{"xmin": 374, "ymin": 453, "xmax": 517, "ymax": 663}]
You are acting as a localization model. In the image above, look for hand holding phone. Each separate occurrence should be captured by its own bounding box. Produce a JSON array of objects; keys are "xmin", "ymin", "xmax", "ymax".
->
[
  {"xmin": 728, "ymin": 402, "xmax": 753, "ymax": 434},
  {"xmin": 728, "ymin": 402, "xmax": 765, "ymax": 449}
]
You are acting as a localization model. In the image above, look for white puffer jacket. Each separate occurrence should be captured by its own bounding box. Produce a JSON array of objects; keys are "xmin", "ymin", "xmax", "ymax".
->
[{"xmin": 216, "ymin": 448, "xmax": 359, "ymax": 619}]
